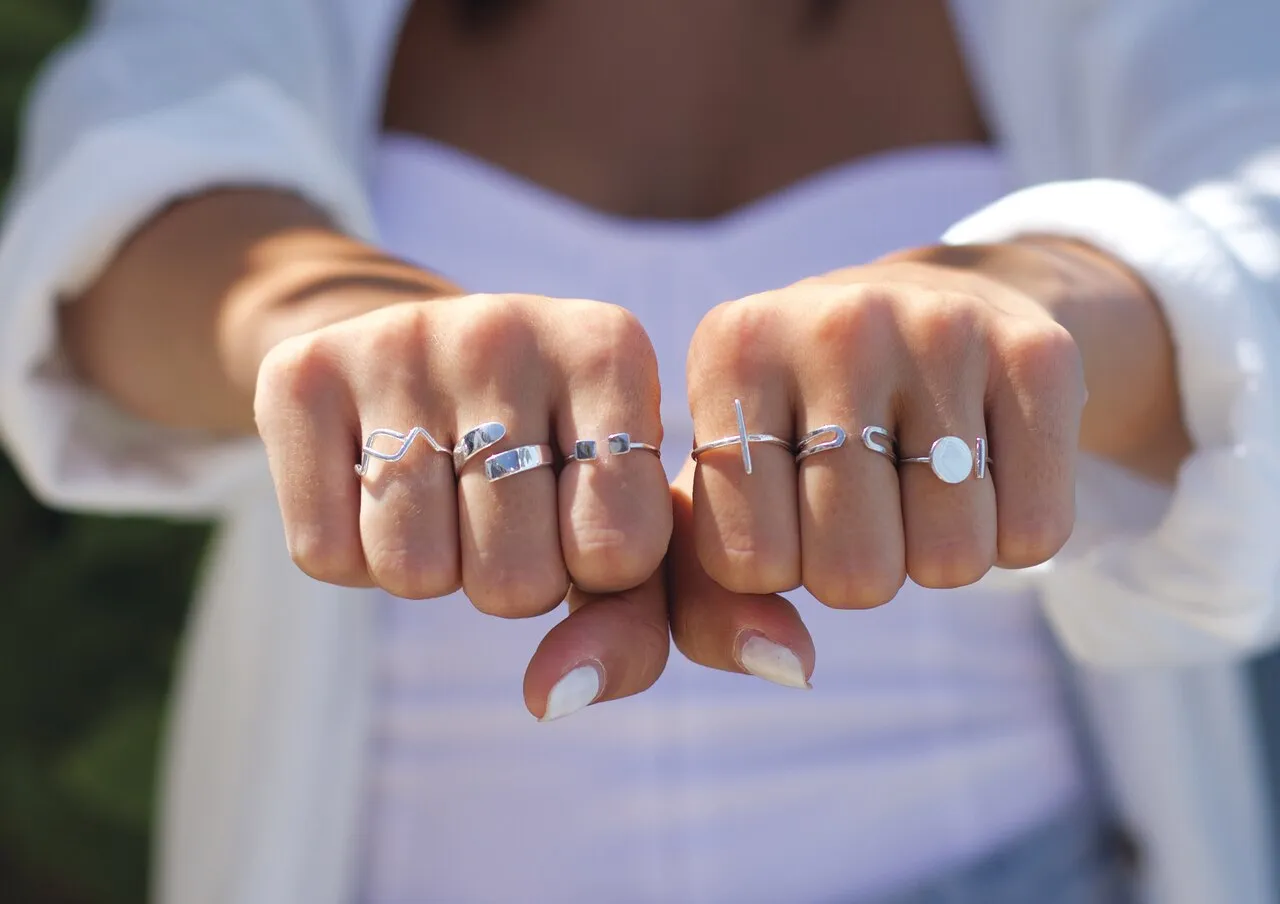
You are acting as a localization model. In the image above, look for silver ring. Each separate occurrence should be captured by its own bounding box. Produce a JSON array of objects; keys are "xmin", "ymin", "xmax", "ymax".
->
[
  {"xmin": 899, "ymin": 435, "xmax": 992, "ymax": 484},
  {"xmin": 795, "ymin": 425, "xmax": 848, "ymax": 463},
  {"xmin": 356, "ymin": 427, "xmax": 450, "ymax": 476},
  {"xmin": 862, "ymin": 426, "xmax": 898, "ymax": 462},
  {"xmin": 689, "ymin": 399, "xmax": 792, "ymax": 476},
  {"xmin": 564, "ymin": 433, "xmax": 662, "ymax": 463},
  {"xmin": 453, "ymin": 422, "xmax": 507, "ymax": 473},
  {"xmin": 484, "ymin": 444, "xmax": 555, "ymax": 482}
]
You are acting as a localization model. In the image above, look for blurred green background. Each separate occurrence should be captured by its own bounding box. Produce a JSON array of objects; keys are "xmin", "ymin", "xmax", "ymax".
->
[{"xmin": 0, "ymin": 5, "xmax": 209, "ymax": 902}]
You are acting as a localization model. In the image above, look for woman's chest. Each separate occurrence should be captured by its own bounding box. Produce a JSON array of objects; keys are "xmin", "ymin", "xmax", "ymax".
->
[{"xmin": 382, "ymin": 0, "xmax": 988, "ymax": 219}]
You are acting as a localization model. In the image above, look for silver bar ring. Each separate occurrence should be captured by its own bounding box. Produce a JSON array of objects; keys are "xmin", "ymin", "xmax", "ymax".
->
[
  {"xmin": 484, "ymin": 443, "xmax": 556, "ymax": 482},
  {"xmin": 356, "ymin": 427, "xmax": 451, "ymax": 476},
  {"xmin": 795, "ymin": 425, "xmax": 848, "ymax": 463},
  {"xmin": 689, "ymin": 399, "xmax": 791, "ymax": 476},
  {"xmin": 899, "ymin": 436, "xmax": 993, "ymax": 484},
  {"xmin": 564, "ymin": 433, "xmax": 661, "ymax": 463}
]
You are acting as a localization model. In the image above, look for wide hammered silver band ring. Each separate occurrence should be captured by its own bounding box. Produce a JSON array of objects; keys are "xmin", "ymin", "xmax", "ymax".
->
[
  {"xmin": 690, "ymin": 400, "xmax": 791, "ymax": 476},
  {"xmin": 564, "ymin": 433, "xmax": 661, "ymax": 463},
  {"xmin": 484, "ymin": 443, "xmax": 555, "ymax": 482},
  {"xmin": 899, "ymin": 436, "xmax": 992, "ymax": 484},
  {"xmin": 356, "ymin": 427, "xmax": 451, "ymax": 476}
]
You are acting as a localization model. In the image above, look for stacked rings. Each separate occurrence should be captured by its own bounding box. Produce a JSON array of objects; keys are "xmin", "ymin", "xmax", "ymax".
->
[
  {"xmin": 689, "ymin": 400, "xmax": 992, "ymax": 485},
  {"xmin": 357, "ymin": 422, "xmax": 661, "ymax": 484}
]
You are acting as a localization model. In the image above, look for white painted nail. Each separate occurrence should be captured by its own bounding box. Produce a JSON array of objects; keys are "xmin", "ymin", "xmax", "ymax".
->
[
  {"xmin": 539, "ymin": 663, "xmax": 603, "ymax": 722},
  {"xmin": 737, "ymin": 634, "xmax": 811, "ymax": 690}
]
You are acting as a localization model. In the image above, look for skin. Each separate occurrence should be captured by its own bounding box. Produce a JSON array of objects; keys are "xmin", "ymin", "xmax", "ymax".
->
[{"xmin": 61, "ymin": 0, "xmax": 1190, "ymax": 718}]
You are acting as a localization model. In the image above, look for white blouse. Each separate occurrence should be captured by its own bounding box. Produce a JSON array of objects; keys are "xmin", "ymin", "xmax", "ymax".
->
[
  {"xmin": 1, "ymin": 2, "xmax": 1279, "ymax": 903},
  {"xmin": 359, "ymin": 133, "xmax": 1083, "ymax": 904}
]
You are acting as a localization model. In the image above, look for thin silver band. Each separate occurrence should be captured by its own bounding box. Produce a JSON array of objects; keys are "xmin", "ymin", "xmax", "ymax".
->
[
  {"xmin": 484, "ymin": 444, "xmax": 555, "ymax": 482},
  {"xmin": 795, "ymin": 425, "xmax": 848, "ymax": 463},
  {"xmin": 356, "ymin": 427, "xmax": 450, "ymax": 476},
  {"xmin": 453, "ymin": 421, "xmax": 507, "ymax": 473},
  {"xmin": 690, "ymin": 400, "xmax": 791, "ymax": 476},
  {"xmin": 564, "ymin": 433, "xmax": 662, "ymax": 463}
]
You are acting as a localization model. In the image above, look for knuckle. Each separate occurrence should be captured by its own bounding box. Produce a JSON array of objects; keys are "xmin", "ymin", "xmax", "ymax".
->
[
  {"xmin": 703, "ymin": 530, "xmax": 800, "ymax": 595},
  {"xmin": 806, "ymin": 561, "xmax": 905, "ymax": 610},
  {"xmin": 287, "ymin": 526, "xmax": 366, "ymax": 587},
  {"xmin": 448, "ymin": 294, "xmax": 539, "ymax": 381},
  {"xmin": 566, "ymin": 521, "xmax": 666, "ymax": 592},
  {"xmin": 365, "ymin": 540, "xmax": 459, "ymax": 600},
  {"xmin": 256, "ymin": 332, "xmax": 345, "ymax": 414},
  {"xmin": 468, "ymin": 560, "xmax": 569, "ymax": 618},
  {"xmin": 689, "ymin": 298, "xmax": 780, "ymax": 380},
  {"xmin": 998, "ymin": 504, "xmax": 1075, "ymax": 568},
  {"xmin": 565, "ymin": 303, "xmax": 657, "ymax": 387},
  {"xmin": 805, "ymin": 289, "xmax": 899, "ymax": 369},
  {"xmin": 914, "ymin": 293, "xmax": 984, "ymax": 356},
  {"xmin": 907, "ymin": 533, "xmax": 995, "ymax": 590},
  {"xmin": 812, "ymin": 287, "xmax": 897, "ymax": 342},
  {"xmin": 1001, "ymin": 323, "xmax": 1085, "ymax": 403}
]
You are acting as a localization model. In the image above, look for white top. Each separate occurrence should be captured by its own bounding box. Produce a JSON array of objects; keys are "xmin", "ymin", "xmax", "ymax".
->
[
  {"xmin": 1, "ymin": 2, "xmax": 1279, "ymax": 903},
  {"xmin": 359, "ymin": 135, "xmax": 1083, "ymax": 903}
]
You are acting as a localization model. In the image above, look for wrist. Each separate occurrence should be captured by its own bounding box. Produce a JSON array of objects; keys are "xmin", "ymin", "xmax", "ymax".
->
[{"xmin": 217, "ymin": 232, "xmax": 462, "ymax": 402}]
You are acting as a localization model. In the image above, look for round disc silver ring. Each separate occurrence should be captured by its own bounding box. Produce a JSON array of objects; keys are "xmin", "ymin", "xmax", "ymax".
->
[
  {"xmin": 564, "ymin": 433, "xmax": 662, "ymax": 463},
  {"xmin": 899, "ymin": 436, "xmax": 992, "ymax": 484},
  {"xmin": 484, "ymin": 444, "xmax": 555, "ymax": 482},
  {"xmin": 356, "ymin": 427, "xmax": 450, "ymax": 476}
]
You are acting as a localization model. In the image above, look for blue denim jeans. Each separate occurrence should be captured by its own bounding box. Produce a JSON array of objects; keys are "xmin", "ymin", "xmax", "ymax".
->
[{"xmin": 868, "ymin": 802, "xmax": 1136, "ymax": 904}]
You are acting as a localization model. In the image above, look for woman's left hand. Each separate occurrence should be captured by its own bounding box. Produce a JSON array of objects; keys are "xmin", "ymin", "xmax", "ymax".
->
[{"xmin": 666, "ymin": 240, "xmax": 1187, "ymax": 688}]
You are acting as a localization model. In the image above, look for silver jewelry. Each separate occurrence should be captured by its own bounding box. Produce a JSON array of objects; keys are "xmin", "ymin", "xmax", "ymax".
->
[
  {"xmin": 689, "ymin": 399, "xmax": 791, "ymax": 476},
  {"xmin": 453, "ymin": 422, "xmax": 507, "ymax": 473},
  {"xmin": 565, "ymin": 433, "xmax": 661, "ymax": 463},
  {"xmin": 795, "ymin": 425, "xmax": 847, "ymax": 463},
  {"xmin": 899, "ymin": 435, "xmax": 992, "ymax": 484},
  {"xmin": 356, "ymin": 427, "xmax": 450, "ymax": 476},
  {"xmin": 862, "ymin": 426, "xmax": 897, "ymax": 462},
  {"xmin": 484, "ymin": 443, "xmax": 555, "ymax": 482}
]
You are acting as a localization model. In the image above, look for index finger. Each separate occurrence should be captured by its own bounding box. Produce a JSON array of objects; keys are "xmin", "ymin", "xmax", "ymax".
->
[{"xmin": 668, "ymin": 462, "xmax": 815, "ymax": 689}]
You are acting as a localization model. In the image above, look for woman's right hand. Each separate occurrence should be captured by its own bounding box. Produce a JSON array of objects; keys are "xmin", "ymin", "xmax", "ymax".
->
[{"xmin": 253, "ymin": 292, "xmax": 674, "ymax": 719}]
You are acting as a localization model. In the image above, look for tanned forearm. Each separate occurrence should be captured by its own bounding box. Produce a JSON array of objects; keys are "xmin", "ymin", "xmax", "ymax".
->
[{"xmin": 61, "ymin": 189, "xmax": 460, "ymax": 435}]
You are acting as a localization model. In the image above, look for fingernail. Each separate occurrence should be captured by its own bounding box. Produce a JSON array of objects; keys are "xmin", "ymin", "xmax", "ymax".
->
[
  {"xmin": 539, "ymin": 662, "xmax": 604, "ymax": 722},
  {"xmin": 736, "ymin": 633, "xmax": 811, "ymax": 690}
]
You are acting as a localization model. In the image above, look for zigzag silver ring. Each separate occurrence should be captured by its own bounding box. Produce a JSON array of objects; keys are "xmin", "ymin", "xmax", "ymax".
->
[{"xmin": 355, "ymin": 427, "xmax": 451, "ymax": 476}]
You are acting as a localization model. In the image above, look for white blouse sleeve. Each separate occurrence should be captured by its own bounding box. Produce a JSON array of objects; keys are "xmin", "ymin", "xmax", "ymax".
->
[
  {"xmin": 944, "ymin": 1, "xmax": 1280, "ymax": 667},
  {"xmin": 0, "ymin": 0, "xmax": 377, "ymax": 518}
]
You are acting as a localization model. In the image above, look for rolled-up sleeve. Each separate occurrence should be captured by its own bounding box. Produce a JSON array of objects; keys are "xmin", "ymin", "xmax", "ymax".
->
[
  {"xmin": 942, "ymin": 2, "xmax": 1280, "ymax": 667},
  {"xmin": 0, "ymin": 2, "xmax": 376, "ymax": 517}
]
